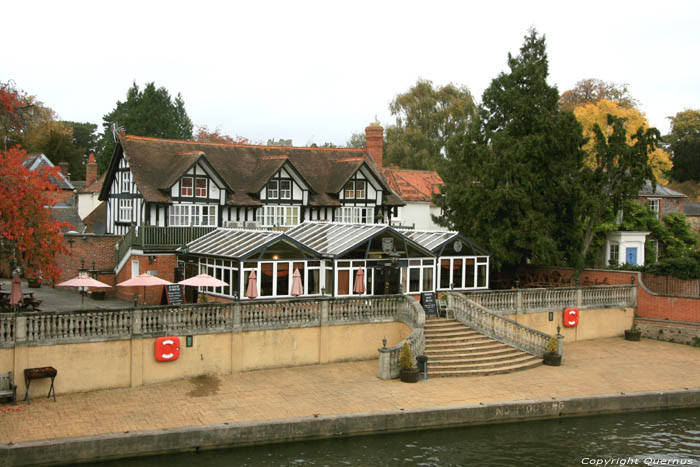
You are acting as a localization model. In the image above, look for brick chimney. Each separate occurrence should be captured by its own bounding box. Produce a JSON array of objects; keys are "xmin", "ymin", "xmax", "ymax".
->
[
  {"xmin": 58, "ymin": 162, "xmax": 70, "ymax": 181},
  {"xmin": 85, "ymin": 153, "xmax": 97, "ymax": 187},
  {"xmin": 365, "ymin": 122, "xmax": 384, "ymax": 168}
]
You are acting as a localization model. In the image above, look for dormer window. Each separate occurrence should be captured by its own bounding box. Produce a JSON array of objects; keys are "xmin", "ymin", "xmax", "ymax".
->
[
  {"xmin": 181, "ymin": 177, "xmax": 193, "ymax": 197},
  {"xmin": 280, "ymin": 180, "xmax": 291, "ymax": 199},
  {"xmin": 343, "ymin": 181, "xmax": 366, "ymax": 199},
  {"xmin": 195, "ymin": 177, "xmax": 207, "ymax": 197},
  {"xmin": 268, "ymin": 180, "xmax": 278, "ymax": 198}
]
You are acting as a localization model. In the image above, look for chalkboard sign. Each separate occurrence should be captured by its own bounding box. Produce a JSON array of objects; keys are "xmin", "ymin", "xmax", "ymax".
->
[
  {"xmin": 420, "ymin": 292, "xmax": 437, "ymax": 315},
  {"xmin": 164, "ymin": 284, "xmax": 184, "ymax": 305}
]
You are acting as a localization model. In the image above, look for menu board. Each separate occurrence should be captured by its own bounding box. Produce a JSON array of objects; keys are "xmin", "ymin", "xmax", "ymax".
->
[
  {"xmin": 420, "ymin": 292, "xmax": 437, "ymax": 315},
  {"xmin": 164, "ymin": 284, "xmax": 184, "ymax": 305}
]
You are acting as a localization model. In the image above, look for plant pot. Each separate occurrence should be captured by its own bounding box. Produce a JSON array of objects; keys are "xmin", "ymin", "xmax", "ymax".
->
[
  {"xmin": 543, "ymin": 352, "xmax": 561, "ymax": 366},
  {"xmin": 625, "ymin": 329, "xmax": 641, "ymax": 341},
  {"xmin": 27, "ymin": 278, "xmax": 42, "ymax": 288},
  {"xmin": 400, "ymin": 367, "xmax": 420, "ymax": 383}
]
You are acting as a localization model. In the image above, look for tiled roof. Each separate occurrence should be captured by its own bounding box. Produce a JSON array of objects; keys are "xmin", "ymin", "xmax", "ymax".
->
[
  {"xmin": 639, "ymin": 181, "xmax": 687, "ymax": 198},
  {"xmin": 51, "ymin": 205, "xmax": 84, "ymax": 232},
  {"xmin": 22, "ymin": 153, "xmax": 74, "ymax": 191},
  {"xmin": 112, "ymin": 135, "xmax": 403, "ymax": 207},
  {"xmin": 81, "ymin": 172, "xmax": 106, "ymax": 194},
  {"xmin": 382, "ymin": 168, "xmax": 443, "ymax": 202}
]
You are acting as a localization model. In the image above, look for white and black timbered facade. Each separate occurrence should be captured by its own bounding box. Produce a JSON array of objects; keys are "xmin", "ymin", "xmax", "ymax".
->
[{"xmin": 99, "ymin": 135, "xmax": 404, "ymax": 235}]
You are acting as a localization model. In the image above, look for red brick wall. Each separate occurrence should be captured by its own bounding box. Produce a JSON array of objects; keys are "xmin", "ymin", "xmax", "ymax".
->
[
  {"xmin": 47, "ymin": 190, "xmax": 74, "ymax": 205},
  {"xmin": 114, "ymin": 254, "xmax": 178, "ymax": 305},
  {"xmin": 522, "ymin": 266, "xmax": 700, "ymax": 323},
  {"xmin": 55, "ymin": 234, "xmax": 121, "ymax": 294}
]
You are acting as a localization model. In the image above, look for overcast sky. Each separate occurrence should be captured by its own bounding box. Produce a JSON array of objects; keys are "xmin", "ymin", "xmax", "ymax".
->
[{"xmin": 3, "ymin": 0, "xmax": 699, "ymax": 146}]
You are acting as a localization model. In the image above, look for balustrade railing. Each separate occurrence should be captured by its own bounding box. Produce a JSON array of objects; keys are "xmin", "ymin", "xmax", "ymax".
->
[
  {"xmin": 448, "ymin": 293, "xmax": 551, "ymax": 357},
  {"xmin": 329, "ymin": 295, "xmax": 401, "ymax": 323},
  {"xmin": 24, "ymin": 310, "xmax": 132, "ymax": 343},
  {"xmin": 464, "ymin": 285, "xmax": 636, "ymax": 313},
  {"xmin": 0, "ymin": 315, "xmax": 15, "ymax": 347},
  {"xmin": 240, "ymin": 299, "xmax": 320, "ymax": 329},
  {"xmin": 140, "ymin": 303, "xmax": 233, "ymax": 334},
  {"xmin": 378, "ymin": 296, "xmax": 425, "ymax": 379}
]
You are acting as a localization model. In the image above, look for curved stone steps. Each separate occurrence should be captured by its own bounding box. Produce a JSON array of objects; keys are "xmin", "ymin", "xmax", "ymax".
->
[{"xmin": 423, "ymin": 317, "xmax": 541, "ymax": 377}]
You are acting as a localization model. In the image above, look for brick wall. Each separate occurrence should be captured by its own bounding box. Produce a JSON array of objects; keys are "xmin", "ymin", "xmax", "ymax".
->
[
  {"xmin": 55, "ymin": 234, "xmax": 122, "ymax": 294},
  {"xmin": 115, "ymin": 253, "xmax": 178, "ymax": 305},
  {"xmin": 635, "ymin": 318, "xmax": 700, "ymax": 346},
  {"xmin": 519, "ymin": 266, "xmax": 700, "ymax": 323},
  {"xmin": 47, "ymin": 190, "xmax": 74, "ymax": 205}
]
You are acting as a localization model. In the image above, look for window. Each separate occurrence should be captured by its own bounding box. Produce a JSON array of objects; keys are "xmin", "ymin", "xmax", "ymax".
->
[
  {"xmin": 262, "ymin": 205, "xmax": 300, "ymax": 227},
  {"xmin": 280, "ymin": 180, "xmax": 292, "ymax": 199},
  {"xmin": 648, "ymin": 199, "xmax": 660, "ymax": 214},
  {"xmin": 118, "ymin": 199, "xmax": 132, "ymax": 222},
  {"xmin": 181, "ymin": 177, "xmax": 193, "ymax": 197},
  {"xmin": 401, "ymin": 259, "xmax": 435, "ymax": 294},
  {"xmin": 355, "ymin": 181, "xmax": 366, "ymax": 199},
  {"xmin": 168, "ymin": 204, "xmax": 217, "ymax": 226},
  {"xmin": 267, "ymin": 180, "xmax": 278, "ymax": 199},
  {"xmin": 120, "ymin": 171, "xmax": 131, "ymax": 193},
  {"xmin": 195, "ymin": 178, "xmax": 207, "ymax": 197},
  {"xmin": 336, "ymin": 260, "xmax": 371, "ymax": 296},
  {"xmin": 336, "ymin": 206, "xmax": 374, "ymax": 224},
  {"xmin": 438, "ymin": 256, "xmax": 488, "ymax": 290},
  {"xmin": 344, "ymin": 181, "xmax": 355, "ymax": 199},
  {"xmin": 609, "ymin": 244, "xmax": 619, "ymax": 266}
]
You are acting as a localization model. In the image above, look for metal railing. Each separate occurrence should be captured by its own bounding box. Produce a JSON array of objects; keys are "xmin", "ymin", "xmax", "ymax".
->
[{"xmin": 114, "ymin": 225, "xmax": 216, "ymax": 268}]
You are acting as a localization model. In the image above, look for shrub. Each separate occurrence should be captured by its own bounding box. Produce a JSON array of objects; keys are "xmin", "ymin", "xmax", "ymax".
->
[
  {"xmin": 399, "ymin": 342, "xmax": 413, "ymax": 370},
  {"xmin": 546, "ymin": 336, "xmax": 558, "ymax": 354}
]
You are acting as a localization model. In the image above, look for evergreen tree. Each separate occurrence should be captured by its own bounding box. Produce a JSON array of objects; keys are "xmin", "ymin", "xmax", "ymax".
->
[
  {"xmin": 667, "ymin": 109, "xmax": 700, "ymax": 182},
  {"xmin": 437, "ymin": 29, "xmax": 586, "ymax": 268},
  {"xmin": 96, "ymin": 82, "xmax": 194, "ymax": 172}
]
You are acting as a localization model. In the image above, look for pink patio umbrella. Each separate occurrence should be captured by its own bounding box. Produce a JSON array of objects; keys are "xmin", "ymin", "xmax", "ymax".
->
[
  {"xmin": 353, "ymin": 267, "xmax": 366, "ymax": 294},
  {"xmin": 178, "ymin": 274, "xmax": 228, "ymax": 288},
  {"xmin": 245, "ymin": 271, "xmax": 258, "ymax": 299},
  {"xmin": 57, "ymin": 274, "xmax": 112, "ymax": 304},
  {"xmin": 117, "ymin": 273, "xmax": 172, "ymax": 305},
  {"xmin": 290, "ymin": 268, "xmax": 303, "ymax": 296},
  {"xmin": 9, "ymin": 273, "xmax": 23, "ymax": 309}
]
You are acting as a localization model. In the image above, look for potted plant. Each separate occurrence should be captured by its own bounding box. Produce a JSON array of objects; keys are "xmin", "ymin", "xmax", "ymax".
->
[
  {"xmin": 624, "ymin": 322, "xmax": 641, "ymax": 341},
  {"xmin": 542, "ymin": 336, "xmax": 561, "ymax": 366},
  {"xmin": 399, "ymin": 342, "xmax": 420, "ymax": 383}
]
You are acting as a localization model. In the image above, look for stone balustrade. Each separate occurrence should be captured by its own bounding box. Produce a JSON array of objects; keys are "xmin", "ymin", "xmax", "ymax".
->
[
  {"xmin": 0, "ymin": 295, "xmax": 411, "ymax": 348},
  {"xmin": 377, "ymin": 296, "xmax": 425, "ymax": 380},
  {"xmin": 448, "ymin": 293, "xmax": 554, "ymax": 357},
  {"xmin": 463, "ymin": 285, "xmax": 636, "ymax": 314}
]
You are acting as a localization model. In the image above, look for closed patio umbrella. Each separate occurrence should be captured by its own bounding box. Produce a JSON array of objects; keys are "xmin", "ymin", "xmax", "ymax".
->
[
  {"xmin": 245, "ymin": 271, "xmax": 258, "ymax": 299},
  {"xmin": 290, "ymin": 268, "xmax": 303, "ymax": 296},
  {"xmin": 117, "ymin": 273, "xmax": 172, "ymax": 305},
  {"xmin": 57, "ymin": 274, "xmax": 112, "ymax": 304},
  {"xmin": 9, "ymin": 273, "xmax": 23, "ymax": 309},
  {"xmin": 353, "ymin": 267, "xmax": 366, "ymax": 294}
]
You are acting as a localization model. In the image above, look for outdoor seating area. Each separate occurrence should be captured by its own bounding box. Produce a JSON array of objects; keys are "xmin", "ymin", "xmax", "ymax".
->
[{"xmin": 0, "ymin": 276, "xmax": 43, "ymax": 311}]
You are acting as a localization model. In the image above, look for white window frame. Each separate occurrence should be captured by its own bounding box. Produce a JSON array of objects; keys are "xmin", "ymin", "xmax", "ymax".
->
[
  {"xmin": 168, "ymin": 204, "xmax": 217, "ymax": 226},
  {"xmin": 355, "ymin": 181, "xmax": 366, "ymax": 199},
  {"xmin": 437, "ymin": 256, "xmax": 489, "ymax": 290},
  {"xmin": 280, "ymin": 180, "xmax": 292, "ymax": 200},
  {"xmin": 402, "ymin": 259, "xmax": 434, "ymax": 294},
  {"xmin": 262, "ymin": 205, "xmax": 300, "ymax": 227},
  {"xmin": 118, "ymin": 198, "xmax": 132, "ymax": 222},
  {"xmin": 195, "ymin": 177, "xmax": 207, "ymax": 198},
  {"xmin": 609, "ymin": 243, "xmax": 619, "ymax": 266},
  {"xmin": 336, "ymin": 206, "xmax": 374, "ymax": 224},
  {"xmin": 120, "ymin": 171, "xmax": 131, "ymax": 193},
  {"xmin": 181, "ymin": 177, "xmax": 193, "ymax": 197},
  {"xmin": 335, "ymin": 260, "xmax": 373, "ymax": 297},
  {"xmin": 267, "ymin": 180, "xmax": 278, "ymax": 199},
  {"xmin": 648, "ymin": 198, "xmax": 660, "ymax": 214},
  {"xmin": 344, "ymin": 181, "xmax": 355, "ymax": 199}
]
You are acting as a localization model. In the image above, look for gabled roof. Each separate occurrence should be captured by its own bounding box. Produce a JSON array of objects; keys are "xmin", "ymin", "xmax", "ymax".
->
[
  {"xmin": 23, "ymin": 153, "xmax": 74, "ymax": 191},
  {"xmin": 399, "ymin": 229, "xmax": 489, "ymax": 256},
  {"xmin": 639, "ymin": 181, "xmax": 687, "ymax": 198},
  {"xmin": 103, "ymin": 135, "xmax": 404, "ymax": 207},
  {"xmin": 382, "ymin": 168, "xmax": 443, "ymax": 203}
]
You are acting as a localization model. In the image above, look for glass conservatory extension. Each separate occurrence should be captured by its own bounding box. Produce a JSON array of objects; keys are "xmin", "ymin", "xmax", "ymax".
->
[{"xmin": 179, "ymin": 222, "xmax": 489, "ymax": 300}]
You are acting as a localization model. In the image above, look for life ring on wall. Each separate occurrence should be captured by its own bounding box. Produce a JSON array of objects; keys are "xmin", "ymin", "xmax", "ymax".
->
[
  {"xmin": 155, "ymin": 336, "xmax": 180, "ymax": 362},
  {"xmin": 563, "ymin": 308, "xmax": 579, "ymax": 327}
]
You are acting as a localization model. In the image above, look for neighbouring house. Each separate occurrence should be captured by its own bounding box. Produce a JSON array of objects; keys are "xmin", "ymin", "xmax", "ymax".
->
[
  {"xmin": 77, "ymin": 153, "xmax": 105, "ymax": 220},
  {"xmin": 382, "ymin": 168, "xmax": 443, "ymax": 230},
  {"xmin": 22, "ymin": 153, "xmax": 75, "ymax": 204},
  {"xmin": 637, "ymin": 180, "xmax": 687, "ymax": 220}
]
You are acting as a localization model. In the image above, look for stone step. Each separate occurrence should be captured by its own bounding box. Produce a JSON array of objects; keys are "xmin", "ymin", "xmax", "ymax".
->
[
  {"xmin": 425, "ymin": 340, "xmax": 512, "ymax": 352},
  {"xmin": 425, "ymin": 336, "xmax": 496, "ymax": 347},
  {"xmin": 425, "ymin": 347, "xmax": 519, "ymax": 360},
  {"xmin": 428, "ymin": 353, "xmax": 538, "ymax": 369},
  {"xmin": 429, "ymin": 359, "xmax": 542, "ymax": 378},
  {"xmin": 424, "ymin": 318, "xmax": 462, "ymax": 327},
  {"xmin": 424, "ymin": 330, "xmax": 482, "ymax": 339}
]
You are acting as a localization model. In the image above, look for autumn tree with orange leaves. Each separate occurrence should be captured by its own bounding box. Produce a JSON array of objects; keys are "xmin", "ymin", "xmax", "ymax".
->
[{"xmin": 0, "ymin": 81, "xmax": 70, "ymax": 282}]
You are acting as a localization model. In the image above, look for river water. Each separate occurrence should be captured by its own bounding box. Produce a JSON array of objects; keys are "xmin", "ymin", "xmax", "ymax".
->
[{"xmin": 91, "ymin": 408, "xmax": 699, "ymax": 466}]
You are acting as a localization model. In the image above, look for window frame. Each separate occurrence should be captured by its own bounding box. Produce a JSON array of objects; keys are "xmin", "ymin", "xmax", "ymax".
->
[
  {"xmin": 648, "ymin": 198, "xmax": 660, "ymax": 214},
  {"xmin": 344, "ymin": 181, "xmax": 355, "ymax": 199},
  {"xmin": 336, "ymin": 206, "xmax": 374, "ymax": 224},
  {"xmin": 118, "ymin": 198, "xmax": 132, "ymax": 222},
  {"xmin": 279, "ymin": 180, "xmax": 292, "ymax": 200},
  {"xmin": 261, "ymin": 205, "xmax": 300, "ymax": 227},
  {"xmin": 181, "ymin": 177, "xmax": 193, "ymax": 197},
  {"xmin": 267, "ymin": 180, "xmax": 279, "ymax": 199},
  {"xmin": 168, "ymin": 204, "xmax": 217, "ymax": 226},
  {"xmin": 195, "ymin": 177, "xmax": 207, "ymax": 198}
]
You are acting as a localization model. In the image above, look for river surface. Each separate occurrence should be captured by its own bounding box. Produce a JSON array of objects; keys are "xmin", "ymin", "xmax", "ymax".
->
[{"xmin": 90, "ymin": 408, "xmax": 699, "ymax": 466}]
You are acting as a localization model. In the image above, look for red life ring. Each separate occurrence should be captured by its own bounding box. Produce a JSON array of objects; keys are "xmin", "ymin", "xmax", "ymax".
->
[{"xmin": 155, "ymin": 336, "xmax": 180, "ymax": 362}]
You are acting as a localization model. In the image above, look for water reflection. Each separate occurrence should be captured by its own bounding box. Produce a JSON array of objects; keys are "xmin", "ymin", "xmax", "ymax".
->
[{"xmin": 90, "ymin": 409, "xmax": 699, "ymax": 466}]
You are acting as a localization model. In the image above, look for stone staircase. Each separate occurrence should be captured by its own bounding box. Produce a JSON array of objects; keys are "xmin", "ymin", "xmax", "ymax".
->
[{"xmin": 424, "ymin": 316, "xmax": 541, "ymax": 377}]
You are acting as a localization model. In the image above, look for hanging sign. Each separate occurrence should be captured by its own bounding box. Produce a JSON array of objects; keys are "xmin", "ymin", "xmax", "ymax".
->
[{"xmin": 382, "ymin": 237, "xmax": 394, "ymax": 253}]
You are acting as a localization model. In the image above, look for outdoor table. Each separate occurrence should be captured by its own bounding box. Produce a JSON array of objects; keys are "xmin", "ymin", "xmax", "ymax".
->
[{"xmin": 23, "ymin": 367, "xmax": 57, "ymax": 404}]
